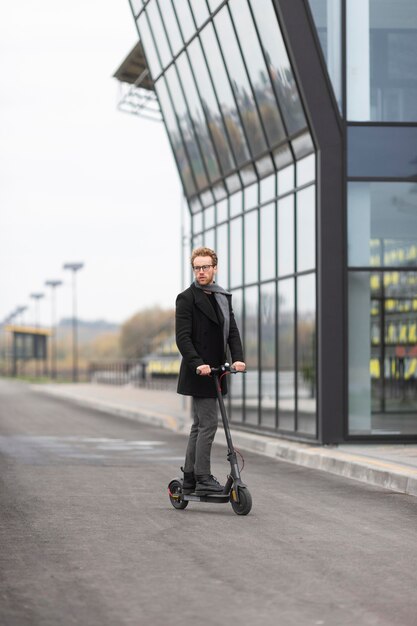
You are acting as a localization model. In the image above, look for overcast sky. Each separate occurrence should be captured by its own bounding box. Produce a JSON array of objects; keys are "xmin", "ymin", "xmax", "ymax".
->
[{"xmin": 0, "ymin": 0, "xmax": 184, "ymax": 327}]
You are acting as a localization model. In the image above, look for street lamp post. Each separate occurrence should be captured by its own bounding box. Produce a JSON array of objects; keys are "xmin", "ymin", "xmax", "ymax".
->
[
  {"xmin": 30, "ymin": 293, "xmax": 44, "ymax": 377},
  {"xmin": 45, "ymin": 280, "xmax": 62, "ymax": 380},
  {"xmin": 63, "ymin": 263, "xmax": 84, "ymax": 382}
]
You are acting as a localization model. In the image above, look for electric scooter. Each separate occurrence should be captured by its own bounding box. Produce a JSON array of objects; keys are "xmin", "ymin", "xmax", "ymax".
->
[{"xmin": 168, "ymin": 363, "xmax": 252, "ymax": 516}]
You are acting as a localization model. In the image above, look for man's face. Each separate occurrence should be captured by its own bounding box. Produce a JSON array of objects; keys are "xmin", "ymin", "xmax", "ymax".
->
[{"xmin": 192, "ymin": 255, "xmax": 217, "ymax": 286}]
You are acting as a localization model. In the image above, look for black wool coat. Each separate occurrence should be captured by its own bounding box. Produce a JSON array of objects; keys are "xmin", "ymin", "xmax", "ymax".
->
[{"xmin": 175, "ymin": 284, "xmax": 244, "ymax": 398}]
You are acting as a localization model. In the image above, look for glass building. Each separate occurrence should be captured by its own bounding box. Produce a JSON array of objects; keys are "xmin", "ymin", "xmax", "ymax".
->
[{"xmin": 121, "ymin": 0, "xmax": 417, "ymax": 443}]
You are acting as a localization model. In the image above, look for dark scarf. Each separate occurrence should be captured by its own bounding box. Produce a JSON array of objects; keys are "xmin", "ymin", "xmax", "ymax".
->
[{"xmin": 194, "ymin": 281, "xmax": 230, "ymax": 350}]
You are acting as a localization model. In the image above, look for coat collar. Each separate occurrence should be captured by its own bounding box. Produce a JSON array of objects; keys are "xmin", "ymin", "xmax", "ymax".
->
[{"xmin": 191, "ymin": 283, "xmax": 222, "ymax": 325}]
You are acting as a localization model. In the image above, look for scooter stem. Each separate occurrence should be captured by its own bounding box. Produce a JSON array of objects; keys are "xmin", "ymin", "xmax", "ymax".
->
[{"xmin": 213, "ymin": 370, "xmax": 241, "ymax": 481}]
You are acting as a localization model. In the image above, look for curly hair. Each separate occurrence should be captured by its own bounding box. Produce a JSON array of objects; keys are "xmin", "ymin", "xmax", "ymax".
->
[{"xmin": 190, "ymin": 247, "xmax": 218, "ymax": 267}]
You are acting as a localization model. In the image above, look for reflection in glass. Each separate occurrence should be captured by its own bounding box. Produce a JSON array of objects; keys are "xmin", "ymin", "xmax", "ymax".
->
[
  {"xmin": 255, "ymin": 154, "xmax": 274, "ymax": 178},
  {"xmin": 245, "ymin": 210, "xmax": 258, "ymax": 285},
  {"xmin": 146, "ymin": 0, "xmax": 172, "ymax": 69},
  {"xmin": 278, "ymin": 278, "xmax": 295, "ymax": 430},
  {"xmin": 230, "ymin": 217, "xmax": 243, "ymax": 288},
  {"xmin": 292, "ymin": 131, "xmax": 314, "ymax": 159},
  {"xmin": 260, "ymin": 282, "xmax": 276, "ymax": 428},
  {"xmin": 165, "ymin": 65, "xmax": 209, "ymax": 191},
  {"xmin": 307, "ymin": 0, "xmax": 342, "ymax": 111},
  {"xmin": 249, "ymin": 0, "xmax": 307, "ymax": 135},
  {"xmin": 230, "ymin": 289, "xmax": 244, "ymax": 422},
  {"xmin": 200, "ymin": 24, "xmax": 251, "ymax": 166},
  {"xmin": 347, "ymin": 0, "xmax": 417, "ymax": 122},
  {"xmin": 225, "ymin": 174, "xmax": 241, "ymax": 195},
  {"xmin": 348, "ymin": 182, "xmax": 417, "ymax": 269},
  {"xmin": 216, "ymin": 222, "xmax": 229, "ymax": 288},
  {"xmin": 155, "ymin": 79, "xmax": 196, "ymax": 196},
  {"xmin": 229, "ymin": 0, "xmax": 286, "ymax": 149},
  {"xmin": 297, "ymin": 273, "xmax": 317, "ymax": 435},
  {"xmin": 245, "ymin": 285, "xmax": 259, "ymax": 425},
  {"xmin": 214, "ymin": 8, "xmax": 268, "ymax": 157},
  {"xmin": 188, "ymin": 39, "xmax": 236, "ymax": 176},
  {"xmin": 176, "ymin": 52, "xmax": 221, "ymax": 183},
  {"xmin": 157, "ymin": 0, "xmax": 183, "ymax": 56},
  {"xmin": 296, "ymin": 185, "xmax": 316, "ymax": 272},
  {"xmin": 137, "ymin": 12, "xmax": 161, "ymax": 78},
  {"xmin": 273, "ymin": 144, "xmax": 293, "ymax": 170},
  {"xmin": 278, "ymin": 194, "xmax": 294, "ymax": 276},
  {"xmin": 349, "ymin": 271, "xmax": 417, "ymax": 435},
  {"xmin": 173, "ymin": 0, "xmax": 196, "ymax": 44},
  {"xmin": 260, "ymin": 202, "xmax": 275, "ymax": 281}
]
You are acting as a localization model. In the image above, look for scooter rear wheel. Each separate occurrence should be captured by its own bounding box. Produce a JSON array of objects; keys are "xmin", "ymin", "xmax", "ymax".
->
[
  {"xmin": 168, "ymin": 479, "xmax": 188, "ymax": 510},
  {"xmin": 231, "ymin": 487, "xmax": 252, "ymax": 516}
]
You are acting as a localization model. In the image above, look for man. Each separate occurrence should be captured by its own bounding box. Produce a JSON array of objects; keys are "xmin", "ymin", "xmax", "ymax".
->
[{"xmin": 175, "ymin": 246, "xmax": 245, "ymax": 495}]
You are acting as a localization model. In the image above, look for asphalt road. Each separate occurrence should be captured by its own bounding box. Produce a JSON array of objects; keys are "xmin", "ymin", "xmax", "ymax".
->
[{"xmin": 1, "ymin": 378, "xmax": 417, "ymax": 626}]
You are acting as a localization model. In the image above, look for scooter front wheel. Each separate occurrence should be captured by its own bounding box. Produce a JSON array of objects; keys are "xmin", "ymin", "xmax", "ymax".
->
[
  {"xmin": 231, "ymin": 486, "xmax": 252, "ymax": 516},
  {"xmin": 168, "ymin": 479, "xmax": 188, "ymax": 510}
]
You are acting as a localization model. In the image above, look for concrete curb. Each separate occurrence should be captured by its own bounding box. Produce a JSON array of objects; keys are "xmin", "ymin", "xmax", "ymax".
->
[{"xmin": 33, "ymin": 385, "xmax": 417, "ymax": 497}]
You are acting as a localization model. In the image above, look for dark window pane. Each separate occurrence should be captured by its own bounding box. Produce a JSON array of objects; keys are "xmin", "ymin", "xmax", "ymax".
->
[
  {"xmin": 260, "ymin": 282, "xmax": 276, "ymax": 428},
  {"xmin": 176, "ymin": 52, "xmax": 221, "ymax": 183},
  {"xmin": 278, "ymin": 278, "xmax": 295, "ymax": 430},
  {"xmin": 348, "ymin": 126, "xmax": 417, "ymax": 179},
  {"xmin": 188, "ymin": 39, "xmax": 236, "ymax": 176},
  {"xmin": 297, "ymin": 273, "xmax": 317, "ymax": 435},
  {"xmin": 155, "ymin": 78, "xmax": 196, "ymax": 196},
  {"xmin": 249, "ymin": 0, "xmax": 307, "ymax": 135},
  {"xmin": 214, "ymin": 7, "xmax": 268, "ymax": 157},
  {"xmin": 348, "ymin": 182, "xmax": 417, "ymax": 268},
  {"xmin": 229, "ymin": 0, "xmax": 286, "ymax": 149},
  {"xmin": 200, "ymin": 24, "xmax": 251, "ymax": 165}
]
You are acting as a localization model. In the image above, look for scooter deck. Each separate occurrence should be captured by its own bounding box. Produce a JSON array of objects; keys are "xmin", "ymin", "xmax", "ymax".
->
[{"xmin": 183, "ymin": 492, "xmax": 230, "ymax": 503}]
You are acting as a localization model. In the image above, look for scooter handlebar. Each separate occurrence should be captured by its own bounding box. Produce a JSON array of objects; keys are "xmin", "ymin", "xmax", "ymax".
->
[{"xmin": 210, "ymin": 363, "xmax": 246, "ymax": 375}]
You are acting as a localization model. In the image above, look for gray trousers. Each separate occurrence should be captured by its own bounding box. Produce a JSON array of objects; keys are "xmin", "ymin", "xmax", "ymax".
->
[{"xmin": 184, "ymin": 397, "xmax": 218, "ymax": 476}]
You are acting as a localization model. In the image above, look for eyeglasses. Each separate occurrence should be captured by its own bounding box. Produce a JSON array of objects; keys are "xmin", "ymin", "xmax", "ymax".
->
[{"xmin": 193, "ymin": 264, "xmax": 214, "ymax": 272}]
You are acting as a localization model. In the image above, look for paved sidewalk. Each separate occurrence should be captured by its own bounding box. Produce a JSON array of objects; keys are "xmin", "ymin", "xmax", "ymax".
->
[{"xmin": 33, "ymin": 382, "xmax": 417, "ymax": 497}]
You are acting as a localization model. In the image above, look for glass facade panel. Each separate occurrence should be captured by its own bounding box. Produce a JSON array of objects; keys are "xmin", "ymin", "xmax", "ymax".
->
[
  {"xmin": 146, "ymin": 0, "xmax": 172, "ymax": 70},
  {"xmin": 157, "ymin": 0, "xmax": 183, "ymax": 57},
  {"xmin": 244, "ymin": 183, "xmax": 258, "ymax": 211},
  {"xmin": 249, "ymin": 0, "xmax": 307, "ymax": 135},
  {"xmin": 229, "ymin": 0, "xmax": 286, "ymax": 148},
  {"xmin": 203, "ymin": 228, "xmax": 215, "ymax": 250},
  {"xmin": 189, "ymin": 0, "xmax": 209, "ymax": 27},
  {"xmin": 296, "ymin": 185, "xmax": 316, "ymax": 272},
  {"xmin": 176, "ymin": 52, "xmax": 221, "ymax": 183},
  {"xmin": 165, "ymin": 65, "xmax": 209, "ymax": 191},
  {"xmin": 230, "ymin": 190, "xmax": 243, "ymax": 217},
  {"xmin": 347, "ymin": 0, "xmax": 417, "ymax": 122},
  {"xmin": 188, "ymin": 39, "xmax": 236, "ymax": 176},
  {"xmin": 260, "ymin": 282, "xmax": 276, "ymax": 428},
  {"xmin": 200, "ymin": 24, "xmax": 251, "ymax": 166},
  {"xmin": 155, "ymin": 78, "xmax": 196, "ymax": 196},
  {"xmin": 217, "ymin": 198, "xmax": 228, "ymax": 223},
  {"xmin": 349, "ymin": 271, "xmax": 417, "ymax": 435},
  {"xmin": 230, "ymin": 289, "xmax": 244, "ymax": 423},
  {"xmin": 204, "ymin": 205, "xmax": 215, "ymax": 229},
  {"xmin": 260, "ymin": 174, "xmax": 276, "ymax": 204},
  {"xmin": 245, "ymin": 285, "xmax": 259, "ymax": 425},
  {"xmin": 174, "ymin": 0, "xmax": 196, "ymax": 44},
  {"xmin": 348, "ymin": 126, "xmax": 417, "ymax": 179},
  {"xmin": 214, "ymin": 8, "xmax": 268, "ymax": 157},
  {"xmin": 216, "ymin": 222, "xmax": 229, "ymax": 288},
  {"xmin": 348, "ymin": 182, "xmax": 417, "ymax": 269},
  {"xmin": 278, "ymin": 164, "xmax": 295, "ymax": 196},
  {"xmin": 278, "ymin": 278, "xmax": 295, "ymax": 431},
  {"xmin": 208, "ymin": 0, "xmax": 223, "ymax": 12},
  {"xmin": 296, "ymin": 154, "xmax": 315, "ymax": 187},
  {"xmin": 245, "ymin": 210, "xmax": 258, "ymax": 285},
  {"xmin": 307, "ymin": 0, "xmax": 342, "ymax": 111},
  {"xmin": 193, "ymin": 211, "xmax": 203, "ymax": 234},
  {"xmin": 297, "ymin": 273, "xmax": 317, "ymax": 435},
  {"xmin": 130, "ymin": 0, "xmax": 142, "ymax": 18},
  {"xmin": 230, "ymin": 217, "xmax": 243, "ymax": 288},
  {"xmin": 260, "ymin": 202, "xmax": 275, "ymax": 281},
  {"xmin": 278, "ymin": 194, "xmax": 294, "ymax": 277},
  {"xmin": 137, "ymin": 12, "xmax": 161, "ymax": 79}
]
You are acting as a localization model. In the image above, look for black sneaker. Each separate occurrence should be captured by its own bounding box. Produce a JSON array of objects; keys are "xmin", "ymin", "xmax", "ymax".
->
[
  {"xmin": 181, "ymin": 467, "xmax": 196, "ymax": 494},
  {"xmin": 195, "ymin": 475, "xmax": 224, "ymax": 494}
]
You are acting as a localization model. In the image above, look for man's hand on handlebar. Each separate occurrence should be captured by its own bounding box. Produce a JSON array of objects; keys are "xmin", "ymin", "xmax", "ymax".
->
[
  {"xmin": 196, "ymin": 364, "xmax": 211, "ymax": 376},
  {"xmin": 232, "ymin": 361, "xmax": 246, "ymax": 372}
]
